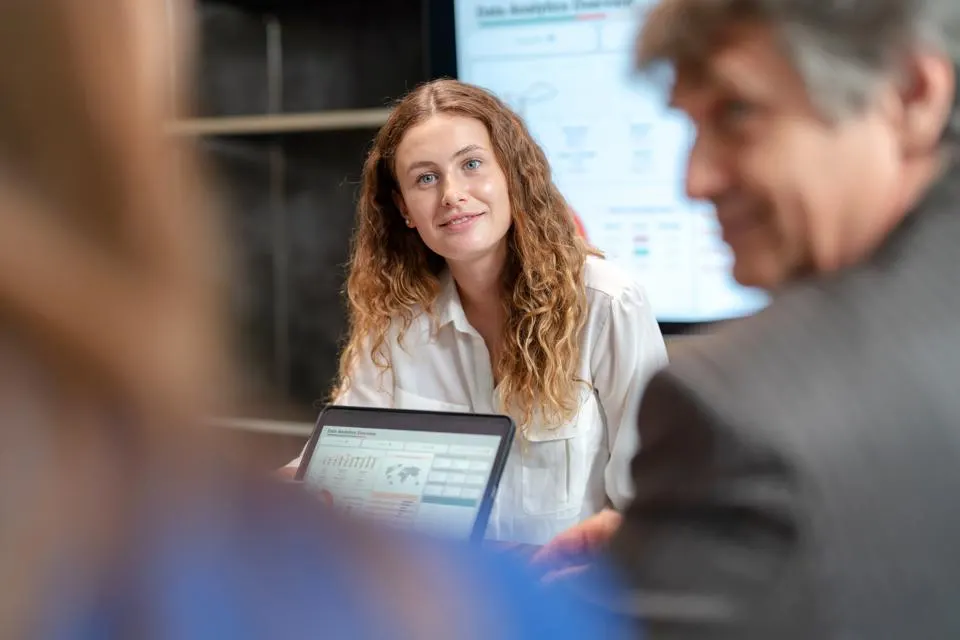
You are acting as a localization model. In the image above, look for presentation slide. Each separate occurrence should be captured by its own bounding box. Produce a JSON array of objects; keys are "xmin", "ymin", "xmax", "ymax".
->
[{"xmin": 452, "ymin": 0, "xmax": 768, "ymax": 322}]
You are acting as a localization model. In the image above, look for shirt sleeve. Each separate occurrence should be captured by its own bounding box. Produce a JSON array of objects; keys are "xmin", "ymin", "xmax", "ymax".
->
[
  {"xmin": 591, "ymin": 280, "xmax": 668, "ymax": 509},
  {"xmin": 284, "ymin": 338, "xmax": 395, "ymax": 469}
]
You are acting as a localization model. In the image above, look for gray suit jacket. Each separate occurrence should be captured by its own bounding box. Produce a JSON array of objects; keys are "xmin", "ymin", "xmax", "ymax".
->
[{"xmin": 610, "ymin": 164, "xmax": 960, "ymax": 639}]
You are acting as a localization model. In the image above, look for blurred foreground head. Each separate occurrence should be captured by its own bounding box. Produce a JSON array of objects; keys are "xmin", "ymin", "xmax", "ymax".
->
[
  {"xmin": 0, "ymin": 0, "xmax": 229, "ymax": 634},
  {"xmin": 638, "ymin": 0, "xmax": 959, "ymax": 289},
  {"xmin": 0, "ymin": 0, "xmax": 226, "ymax": 422}
]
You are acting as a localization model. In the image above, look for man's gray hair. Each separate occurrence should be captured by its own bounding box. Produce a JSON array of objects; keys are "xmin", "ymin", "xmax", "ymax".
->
[{"xmin": 636, "ymin": 0, "xmax": 960, "ymax": 141}]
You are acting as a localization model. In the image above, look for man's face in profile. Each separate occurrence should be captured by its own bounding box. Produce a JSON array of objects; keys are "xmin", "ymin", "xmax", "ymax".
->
[{"xmin": 671, "ymin": 25, "xmax": 907, "ymax": 290}]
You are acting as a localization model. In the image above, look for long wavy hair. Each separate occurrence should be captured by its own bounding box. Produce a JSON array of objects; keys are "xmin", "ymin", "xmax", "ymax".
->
[{"xmin": 337, "ymin": 79, "xmax": 599, "ymax": 429}]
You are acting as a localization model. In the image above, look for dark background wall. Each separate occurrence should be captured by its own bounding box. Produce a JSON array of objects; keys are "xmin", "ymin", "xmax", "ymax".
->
[{"xmin": 195, "ymin": 0, "xmax": 428, "ymax": 425}]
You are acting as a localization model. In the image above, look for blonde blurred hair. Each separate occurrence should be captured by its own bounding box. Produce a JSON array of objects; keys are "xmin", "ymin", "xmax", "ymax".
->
[{"xmin": 0, "ymin": 1, "xmax": 229, "ymax": 634}]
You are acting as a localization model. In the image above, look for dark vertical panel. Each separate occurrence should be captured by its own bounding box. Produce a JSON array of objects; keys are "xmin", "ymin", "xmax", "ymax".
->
[
  {"xmin": 277, "ymin": 2, "xmax": 425, "ymax": 111},
  {"xmin": 282, "ymin": 130, "xmax": 373, "ymax": 407},
  {"xmin": 197, "ymin": 3, "xmax": 269, "ymax": 117},
  {"xmin": 195, "ymin": 0, "xmax": 426, "ymax": 419},
  {"xmin": 199, "ymin": 1, "xmax": 425, "ymax": 115},
  {"xmin": 201, "ymin": 137, "xmax": 279, "ymax": 402}
]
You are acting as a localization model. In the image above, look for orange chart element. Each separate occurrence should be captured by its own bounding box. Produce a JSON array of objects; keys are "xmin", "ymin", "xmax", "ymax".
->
[{"xmin": 571, "ymin": 210, "xmax": 588, "ymax": 241}]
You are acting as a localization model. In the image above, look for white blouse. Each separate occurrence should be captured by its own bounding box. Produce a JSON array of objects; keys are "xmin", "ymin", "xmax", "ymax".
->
[{"xmin": 291, "ymin": 256, "xmax": 668, "ymax": 544}]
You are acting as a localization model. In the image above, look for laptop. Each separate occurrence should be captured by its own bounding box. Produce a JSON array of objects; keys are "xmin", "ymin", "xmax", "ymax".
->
[{"xmin": 296, "ymin": 405, "xmax": 515, "ymax": 543}]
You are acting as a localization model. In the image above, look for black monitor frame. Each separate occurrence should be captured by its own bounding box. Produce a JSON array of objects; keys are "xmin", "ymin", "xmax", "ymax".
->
[{"xmin": 423, "ymin": 0, "xmax": 458, "ymax": 80}]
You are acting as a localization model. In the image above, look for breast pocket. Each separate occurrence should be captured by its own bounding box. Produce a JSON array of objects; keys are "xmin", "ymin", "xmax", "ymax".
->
[
  {"xmin": 520, "ymin": 388, "xmax": 597, "ymax": 517},
  {"xmin": 394, "ymin": 387, "xmax": 471, "ymax": 413}
]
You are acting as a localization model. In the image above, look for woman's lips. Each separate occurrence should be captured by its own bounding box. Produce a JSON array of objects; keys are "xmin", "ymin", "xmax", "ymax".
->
[{"xmin": 439, "ymin": 212, "xmax": 485, "ymax": 231}]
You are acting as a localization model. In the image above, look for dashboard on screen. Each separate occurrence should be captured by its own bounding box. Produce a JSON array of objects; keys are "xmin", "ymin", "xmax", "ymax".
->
[{"xmin": 427, "ymin": 0, "xmax": 768, "ymax": 327}]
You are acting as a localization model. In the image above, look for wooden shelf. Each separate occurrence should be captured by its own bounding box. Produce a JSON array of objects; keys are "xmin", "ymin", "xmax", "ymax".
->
[
  {"xmin": 208, "ymin": 416, "xmax": 313, "ymax": 437},
  {"xmin": 169, "ymin": 107, "xmax": 392, "ymax": 136}
]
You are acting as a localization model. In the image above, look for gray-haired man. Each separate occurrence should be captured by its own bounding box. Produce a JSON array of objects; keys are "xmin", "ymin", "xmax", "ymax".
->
[{"xmin": 536, "ymin": 0, "xmax": 960, "ymax": 636}]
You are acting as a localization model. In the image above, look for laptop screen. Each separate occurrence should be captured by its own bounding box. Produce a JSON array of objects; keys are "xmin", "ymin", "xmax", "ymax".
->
[{"xmin": 301, "ymin": 425, "xmax": 504, "ymax": 540}]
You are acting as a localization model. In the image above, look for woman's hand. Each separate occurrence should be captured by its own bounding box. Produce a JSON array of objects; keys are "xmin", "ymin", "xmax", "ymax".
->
[{"xmin": 531, "ymin": 508, "xmax": 623, "ymax": 582}]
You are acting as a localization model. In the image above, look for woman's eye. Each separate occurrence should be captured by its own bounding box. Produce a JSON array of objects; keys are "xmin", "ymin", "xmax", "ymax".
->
[
  {"xmin": 464, "ymin": 159, "xmax": 482, "ymax": 171},
  {"xmin": 417, "ymin": 173, "xmax": 437, "ymax": 185},
  {"xmin": 717, "ymin": 98, "xmax": 754, "ymax": 126}
]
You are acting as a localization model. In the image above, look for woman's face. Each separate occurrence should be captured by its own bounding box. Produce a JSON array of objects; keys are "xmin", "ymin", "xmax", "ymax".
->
[{"xmin": 393, "ymin": 115, "xmax": 512, "ymax": 270}]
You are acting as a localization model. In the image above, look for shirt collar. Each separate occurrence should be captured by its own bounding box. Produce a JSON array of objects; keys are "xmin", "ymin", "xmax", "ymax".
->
[{"xmin": 435, "ymin": 269, "xmax": 472, "ymax": 334}]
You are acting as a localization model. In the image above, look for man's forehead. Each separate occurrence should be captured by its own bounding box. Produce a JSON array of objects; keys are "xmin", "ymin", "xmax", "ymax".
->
[{"xmin": 667, "ymin": 24, "xmax": 803, "ymax": 107}]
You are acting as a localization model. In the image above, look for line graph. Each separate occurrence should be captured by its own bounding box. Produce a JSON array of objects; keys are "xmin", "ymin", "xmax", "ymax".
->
[{"xmin": 499, "ymin": 81, "xmax": 558, "ymax": 118}]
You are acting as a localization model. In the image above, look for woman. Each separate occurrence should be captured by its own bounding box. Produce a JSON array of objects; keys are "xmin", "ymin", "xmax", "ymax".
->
[
  {"xmin": 0, "ymin": 2, "xmax": 628, "ymax": 638},
  {"xmin": 290, "ymin": 79, "xmax": 668, "ymax": 545}
]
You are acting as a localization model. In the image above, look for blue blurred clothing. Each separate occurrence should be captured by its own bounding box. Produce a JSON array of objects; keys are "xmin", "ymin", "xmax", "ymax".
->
[{"xmin": 46, "ymin": 477, "xmax": 634, "ymax": 639}]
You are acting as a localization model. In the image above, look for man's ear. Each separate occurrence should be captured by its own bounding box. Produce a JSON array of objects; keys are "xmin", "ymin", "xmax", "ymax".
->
[{"xmin": 899, "ymin": 52, "xmax": 956, "ymax": 155}]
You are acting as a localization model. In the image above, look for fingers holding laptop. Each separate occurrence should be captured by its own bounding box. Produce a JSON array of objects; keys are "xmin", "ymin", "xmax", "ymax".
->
[{"xmin": 531, "ymin": 508, "xmax": 623, "ymax": 581}]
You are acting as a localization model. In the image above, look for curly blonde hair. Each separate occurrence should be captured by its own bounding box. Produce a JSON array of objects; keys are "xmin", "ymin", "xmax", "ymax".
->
[{"xmin": 336, "ymin": 79, "xmax": 599, "ymax": 428}]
